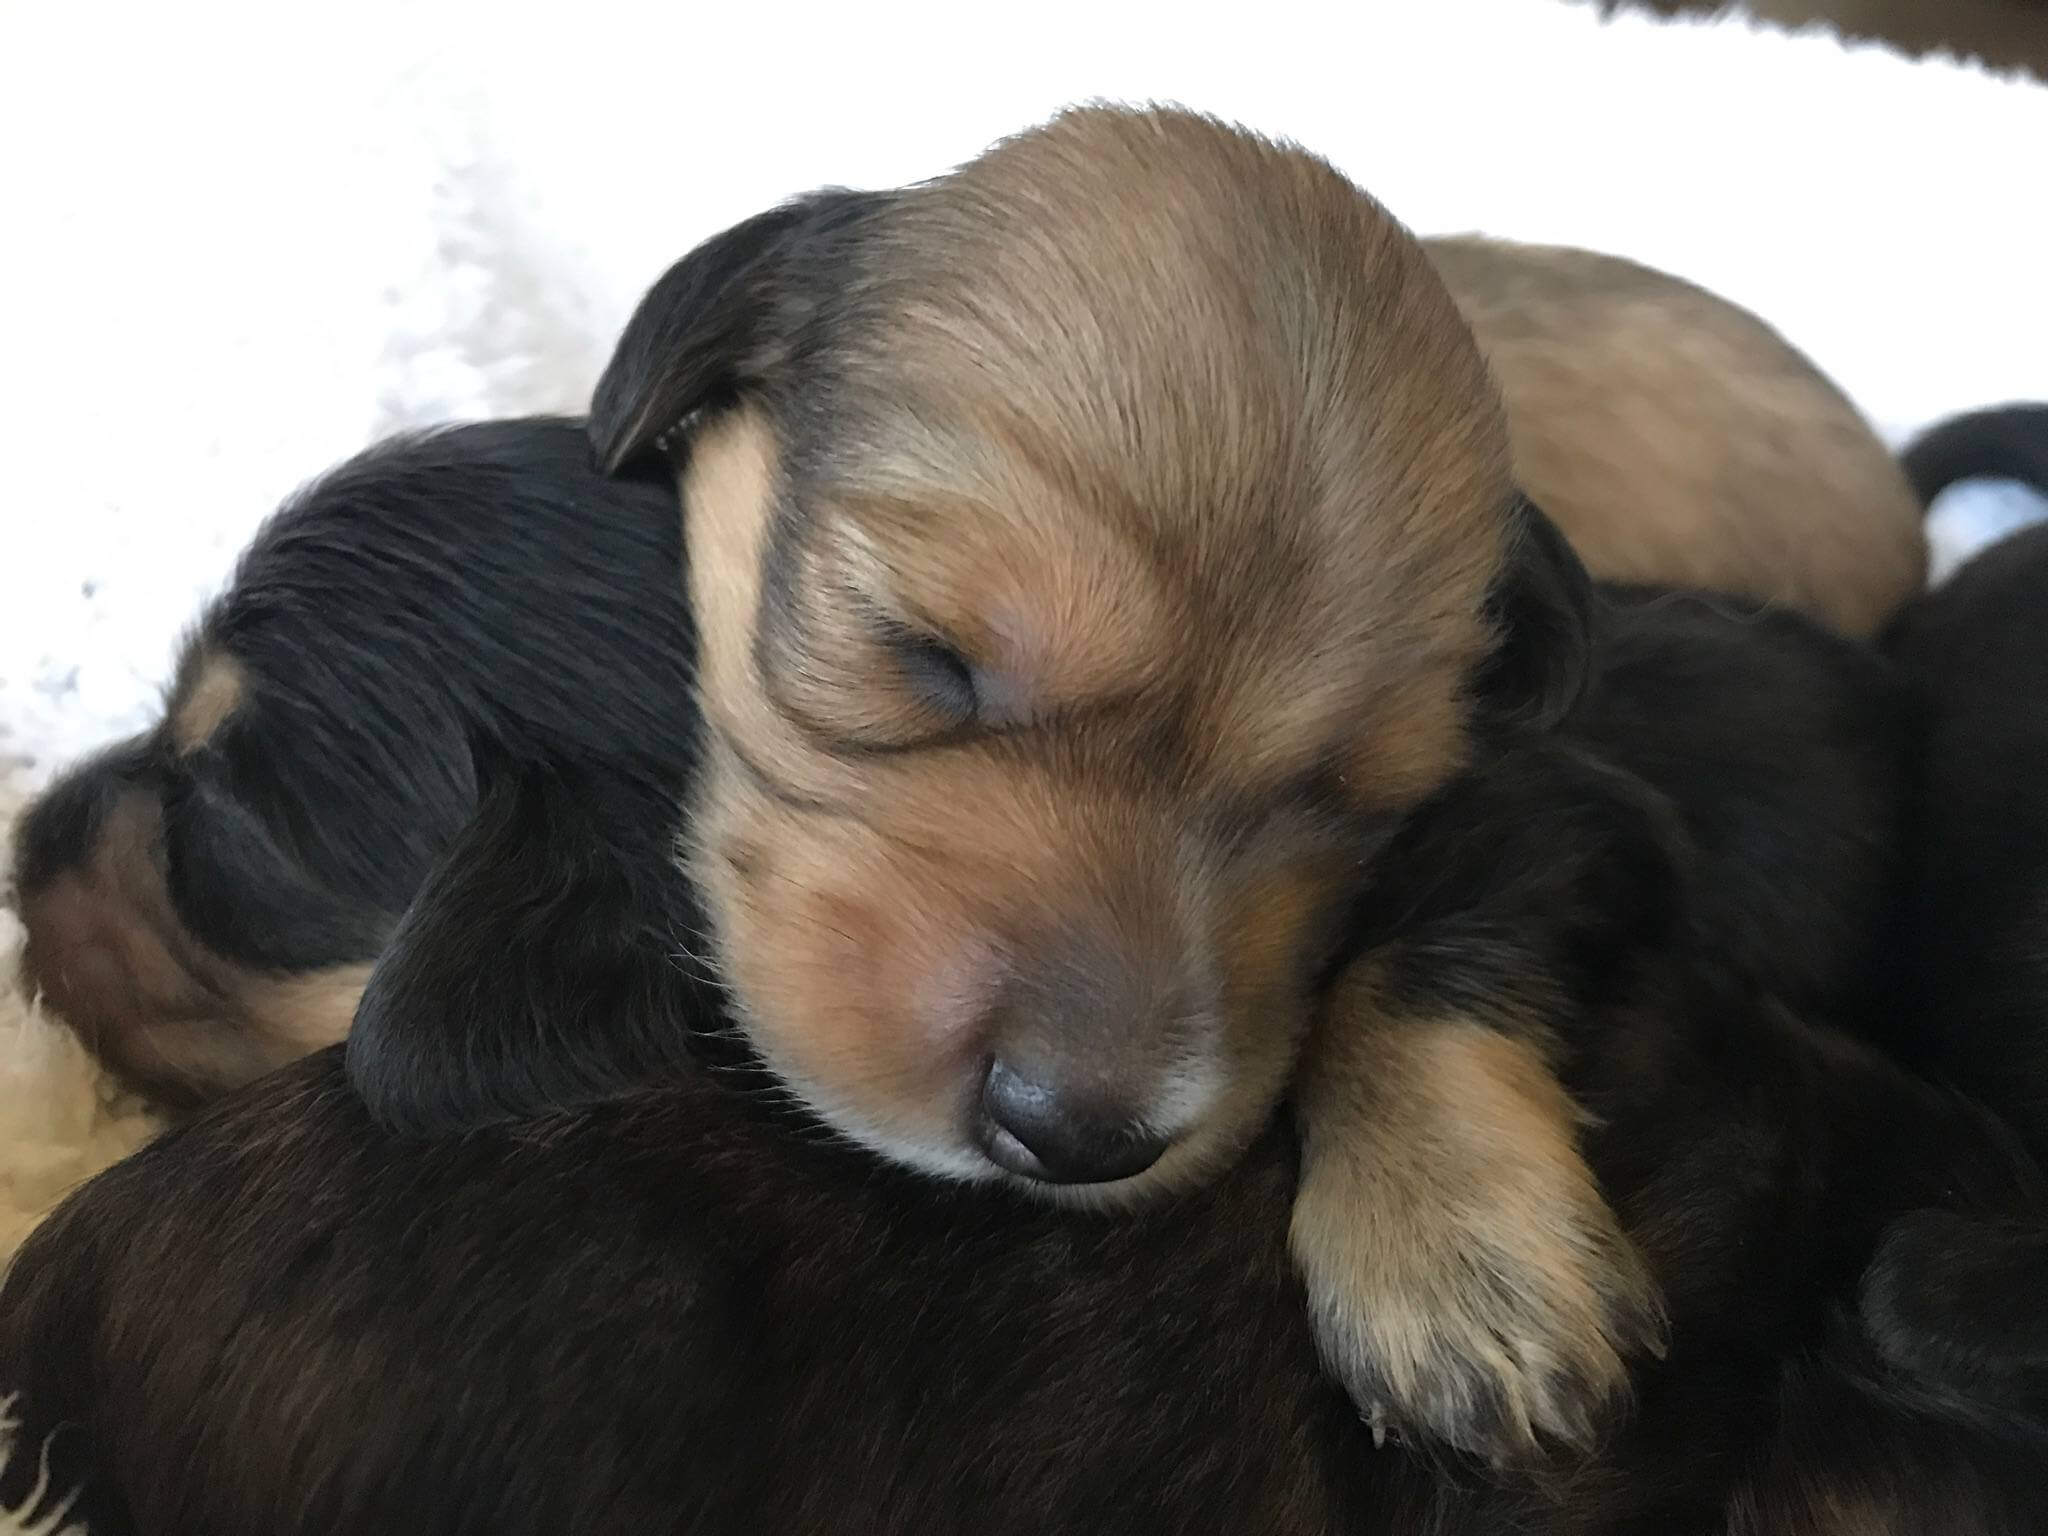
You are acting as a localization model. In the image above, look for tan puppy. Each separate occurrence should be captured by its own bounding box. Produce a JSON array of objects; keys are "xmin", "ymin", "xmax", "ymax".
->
[
  {"xmin": 1430, "ymin": 237, "xmax": 1925, "ymax": 636},
  {"xmin": 543, "ymin": 105, "xmax": 1649, "ymax": 1465}
]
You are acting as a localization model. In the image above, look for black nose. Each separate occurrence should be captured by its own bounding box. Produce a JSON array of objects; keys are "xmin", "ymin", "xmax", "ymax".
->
[{"xmin": 976, "ymin": 1058, "xmax": 1171, "ymax": 1184}]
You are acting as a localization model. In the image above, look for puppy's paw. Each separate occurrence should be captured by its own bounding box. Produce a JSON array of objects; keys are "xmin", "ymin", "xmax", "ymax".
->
[{"xmin": 1290, "ymin": 1021, "xmax": 1665, "ymax": 1468}]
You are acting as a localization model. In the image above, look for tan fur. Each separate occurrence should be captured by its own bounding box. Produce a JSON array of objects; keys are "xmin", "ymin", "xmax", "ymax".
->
[
  {"xmin": 167, "ymin": 651, "xmax": 246, "ymax": 754},
  {"xmin": 1288, "ymin": 954, "xmax": 1665, "ymax": 1462},
  {"xmin": 15, "ymin": 789, "xmax": 367, "ymax": 1105},
  {"xmin": 1428, "ymin": 237, "xmax": 1925, "ymax": 636},
  {"xmin": 678, "ymin": 111, "xmax": 1514, "ymax": 1191}
]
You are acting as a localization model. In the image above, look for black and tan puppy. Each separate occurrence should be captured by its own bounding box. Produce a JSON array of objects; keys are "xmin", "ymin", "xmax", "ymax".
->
[
  {"xmin": 3, "ymin": 590, "xmax": 2043, "ymax": 1533},
  {"xmin": 9, "ymin": 419, "xmax": 706, "ymax": 1112},
  {"xmin": 1865, "ymin": 405, "xmax": 2048, "ymax": 1417}
]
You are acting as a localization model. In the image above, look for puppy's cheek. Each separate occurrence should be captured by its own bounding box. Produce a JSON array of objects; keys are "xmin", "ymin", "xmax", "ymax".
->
[
  {"xmin": 1344, "ymin": 667, "xmax": 1474, "ymax": 811},
  {"xmin": 1142, "ymin": 861, "xmax": 1337, "ymax": 1190},
  {"xmin": 695, "ymin": 786, "xmax": 1001, "ymax": 1173}
]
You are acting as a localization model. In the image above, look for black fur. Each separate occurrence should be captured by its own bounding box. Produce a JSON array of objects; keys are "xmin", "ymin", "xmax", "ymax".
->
[
  {"xmin": 8, "ymin": 418, "xmax": 710, "ymax": 1116},
  {"xmin": 1899, "ymin": 403, "xmax": 2048, "ymax": 507},
  {"xmin": 6, "ymin": 580, "xmax": 2047, "ymax": 1532},
  {"xmin": 590, "ymin": 188, "xmax": 891, "ymax": 474},
  {"xmin": 1470, "ymin": 497, "xmax": 1598, "ymax": 732},
  {"xmin": 344, "ymin": 761, "xmax": 718, "ymax": 1135},
  {"xmin": 1871, "ymin": 407, "xmax": 2048, "ymax": 1417}
]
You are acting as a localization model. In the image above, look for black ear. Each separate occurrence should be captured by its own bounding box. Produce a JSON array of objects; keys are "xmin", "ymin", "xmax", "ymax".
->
[
  {"xmin": 590, "ymin": 188, "xmax": 889, "ymax": 474},
  {"xmin": 1471, "ymin": 497, "xmax": 1595, "ymax": 731},
  {"xmin": 344, "ymin": 762, "xmax": 721, "ymax": 1136}
]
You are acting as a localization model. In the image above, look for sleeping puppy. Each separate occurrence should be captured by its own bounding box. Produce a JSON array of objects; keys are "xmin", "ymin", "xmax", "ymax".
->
[
  {"xmin": 1429, "ymin": 238, "xmax": 1926, "ymax": 638},
  {"xmin": 533, "ymin": 104, "xmax": 1643, "ymax": 1462},
  {"xmin": 1866, "ymin": 406, "xmax": 2048, "ymax": 1417},
  {"xmin": 2, "ymin": 613, "xmax": 2042, "ymax": 1532},
  {"xmin": 9, "ymin": 418, "xmax": 705, "ymax": 1111}
]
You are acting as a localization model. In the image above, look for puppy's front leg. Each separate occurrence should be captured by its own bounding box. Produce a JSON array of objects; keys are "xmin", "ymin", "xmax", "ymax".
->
[{"xmin": 1288, "ymin": 954, "xmax": 1665, "ymax": 1467}]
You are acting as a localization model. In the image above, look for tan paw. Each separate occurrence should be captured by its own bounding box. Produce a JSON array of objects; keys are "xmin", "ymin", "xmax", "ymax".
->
[{"xmin": 1290, "ymin": 1019, "xmax": 1666, "ymax": 1467}]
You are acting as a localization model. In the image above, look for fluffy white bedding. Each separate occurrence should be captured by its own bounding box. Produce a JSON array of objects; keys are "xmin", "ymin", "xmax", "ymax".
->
[{"xmin": 0, "ymin": 5, "xmax": 2044, "ymax": 1457}]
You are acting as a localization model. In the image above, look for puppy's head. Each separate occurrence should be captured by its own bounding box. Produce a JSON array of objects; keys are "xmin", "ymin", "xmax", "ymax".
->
[
  {"xmin": 582, "ymin": 108, "xmax": 1589, "ymax": 1199},
  {"xmin": 10, "ymin": 648, "xmax": 400, "ymax": 1108},
  {"xmin": 11, "ymin": 420, "xmax": 675, "ymax": 1110}
]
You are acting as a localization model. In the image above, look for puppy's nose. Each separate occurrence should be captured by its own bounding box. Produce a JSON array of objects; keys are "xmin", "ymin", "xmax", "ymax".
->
[{"xmin": 977, "ymin": 1057, "xmax": 1170, "ymax": 1184}]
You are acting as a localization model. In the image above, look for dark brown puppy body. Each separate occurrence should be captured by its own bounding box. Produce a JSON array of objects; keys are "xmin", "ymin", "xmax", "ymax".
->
[
  {"xmin": 1866, "ymin": 408, "xmax": 2048, "ymax": 1417},
  {"xmin": 3, "ymin": 605, "xmax": 2043, "ymax": 1530}
]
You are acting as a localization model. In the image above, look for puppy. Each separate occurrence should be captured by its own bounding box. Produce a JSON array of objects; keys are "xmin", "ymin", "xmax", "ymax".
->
[
  {"xmin": 3, "ymin": 590, "xmax": 2043, "ymax": 1532},
  {"xmin": 1866, "ymin": 405, "xmax": 2048, "ymax": 1416},
  {"xmin": 545, "ymin": 104, "xmax": 1649, "ymax": 1461},
  {"xmin": 9, "ymin": 418, "xmax": 704, "ymax": 1111},
  {"xmin": 1427, "ymin": 237, "xmax": 1926, "ymax": 638}
]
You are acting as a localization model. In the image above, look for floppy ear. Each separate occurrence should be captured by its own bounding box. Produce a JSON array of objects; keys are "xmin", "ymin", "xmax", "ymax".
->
[
  {"xmin": 344, "ymin": 762, "xmax": 721, "ymax": 1136},
  {"xmin": 590, "ymin": 188, "xmax": 889, "ymax": 474},
  {"xmin": 1470, "ymin": 497, "xmax": 1595, "ymax": 731}
]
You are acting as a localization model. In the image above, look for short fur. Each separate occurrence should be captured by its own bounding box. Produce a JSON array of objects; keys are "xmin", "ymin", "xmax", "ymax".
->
[
  {"xmin": 1427, "ymin": 237, "xmax": 1927, "ymax": 637},
  {"xmin": 3, "ymin": 588, "xmax": 2044, "ymax": 1531}
]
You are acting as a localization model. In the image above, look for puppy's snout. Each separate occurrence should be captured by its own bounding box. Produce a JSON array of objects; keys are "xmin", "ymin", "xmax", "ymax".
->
[
  {"xmin": 977, "ymin": 1057, "xmax": 1172, "ymax": 1184},
  {"xmin": 964, "ymin": 925, "xmax": 1205, "ymax": 1186}
]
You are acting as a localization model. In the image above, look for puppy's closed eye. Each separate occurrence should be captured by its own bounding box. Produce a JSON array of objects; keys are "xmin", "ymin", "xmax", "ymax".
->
[{"xmin": 890, "ymin": 627, "xmax": 981, "ymax": 729}]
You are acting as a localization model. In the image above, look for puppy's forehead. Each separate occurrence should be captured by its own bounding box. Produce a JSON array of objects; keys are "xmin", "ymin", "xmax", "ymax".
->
[{"xmin": 825, "ymin": 108, "xmax": 1513, "ymax": 575}]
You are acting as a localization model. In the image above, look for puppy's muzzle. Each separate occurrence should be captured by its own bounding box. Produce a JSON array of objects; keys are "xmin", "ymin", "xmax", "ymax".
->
[{"xmin": 963, "ymin": 927, "xmax": 1206, "ymax": 1186}]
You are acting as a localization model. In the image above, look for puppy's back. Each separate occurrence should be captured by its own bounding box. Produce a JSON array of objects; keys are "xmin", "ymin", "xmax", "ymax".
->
[
  {"xmin": 0, "ymin": 1052, "xmax": 1354, "ymax": 1536},
  {"xmin": 1430, "ymin": 239, "xmax": 1925, "ymax": 638}
]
